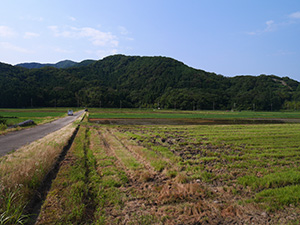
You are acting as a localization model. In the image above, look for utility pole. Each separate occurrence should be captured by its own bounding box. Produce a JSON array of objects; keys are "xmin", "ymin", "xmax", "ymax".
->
[{"xmin": 271, "ymin": 103, "xmax": 273, "ymax": 111}]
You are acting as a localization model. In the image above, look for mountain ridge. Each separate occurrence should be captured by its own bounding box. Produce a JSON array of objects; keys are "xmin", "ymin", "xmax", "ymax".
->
[
  {"xmin": 1, "ymin": 54, "xmax": 300, "ymax": 110},
  {"xmin": 16, "ymin": 59, "xmax": 96, "ymax": 69}
]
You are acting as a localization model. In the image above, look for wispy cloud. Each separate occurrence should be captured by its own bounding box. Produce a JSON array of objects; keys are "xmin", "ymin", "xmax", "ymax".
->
[
  {"xmin": 86, "ymin": 49, "xmax": 118, "ymax": 59},
  {"xmin": 118, "ymin": 26, "xmax": 134, "ymax": 41},
  {"xmin": 48, "ymin": 26, "xmax": 118, "ymax": 47},
  {"xmin": 54, "ymin": 47, "xmax": 74, "ymax": 54},
  {"xmin": 68, "ymin": 16, "xmax": 76, "ymax": 22},
  {"xmin": 247, "ymin": 20, "xmax": 277, "ymax": 35},
  {"xmin": 0, "ymin": 42, "xmax": 32, "ymax": 53},
  {"xmin": 289, "ymin": 11, "xmax": 300, "ymax": 19},
  {"xmin": 78, "ymin": 27, "xmax": 118, "ymax": 47},
  {"xmin": 24, "ymin": 32, "xmax": 40, "ymax": 39},
  {"xmin": 272, "ymin": 50, "xmax": 295, "ymax": 56},
  {"xmin": 118, "ymin": 26, "xmax": 129, "ymax": 35},
  {"xmin": 248, "ymin": 11, "xmax": 300, "ymax": 36},
  {"xmin": 20, "ymin": 15, "xmax": 44, "ymax": 22},
  {"xmin": 265, "ymin": 20, "xmax": 276, "ymax": 32},
  {"xmin": 0, "ymin": 26, "xmax": 16, "ymax": 38}
]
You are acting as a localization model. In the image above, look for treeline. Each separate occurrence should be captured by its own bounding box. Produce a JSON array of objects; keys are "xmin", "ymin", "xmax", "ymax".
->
[{"xmin": 1, "ymin": 54, "xmax": 300, "ymax": 110}]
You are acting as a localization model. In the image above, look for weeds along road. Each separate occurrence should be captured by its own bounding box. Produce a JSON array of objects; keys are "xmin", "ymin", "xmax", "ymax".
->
[{"xmin": 0, "ymin": 110, "xmax": 84, "ymax": 157}]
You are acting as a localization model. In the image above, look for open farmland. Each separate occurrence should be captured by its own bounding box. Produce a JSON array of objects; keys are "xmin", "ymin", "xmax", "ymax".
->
[
  {"xmin": 88, "ymin": 108, "xmax": 300, "ymax": 119},
  {"xmin": 33, "ymin": 109, "xmax": 300, "ymax": 224},
  {"xmin": 0, "ymin": 108, "xmax": 78, "ymax": 135}
]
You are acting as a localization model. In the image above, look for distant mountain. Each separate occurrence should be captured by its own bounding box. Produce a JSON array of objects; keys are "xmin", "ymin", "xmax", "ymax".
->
[
  {"xmin": 16, "ymin": 62, "xmax": 51, "ymax": 69},
  {"xmin": 74, "ymin": 60, "xmax": 96, "ymax": 68},
  {"xmin": 2, "ymin": 55, "xmax": 300, "ymax": 110},
  {"xmin": 16, "ymin": 59, "xmax": 96, "ymax": 69},
  {"xmin": 53, "ymin": 60, "xmax": 77, "ymax": 69}
]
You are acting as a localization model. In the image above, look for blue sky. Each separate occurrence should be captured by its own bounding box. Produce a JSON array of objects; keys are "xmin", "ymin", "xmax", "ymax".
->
[{"xmin": 0, "ymin": 0, "xmax": 300, "ymax": 81}]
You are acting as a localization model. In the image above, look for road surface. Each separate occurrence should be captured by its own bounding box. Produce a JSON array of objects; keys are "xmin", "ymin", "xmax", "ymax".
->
[{"xmin": 0, "ymin": 110, "xmax": 84, "ymax": 157}]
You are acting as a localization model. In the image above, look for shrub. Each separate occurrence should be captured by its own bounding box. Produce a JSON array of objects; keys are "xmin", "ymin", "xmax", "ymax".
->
[{"xmin": 0, "ymin": 123, "xmax": 6, "ymax": 131}]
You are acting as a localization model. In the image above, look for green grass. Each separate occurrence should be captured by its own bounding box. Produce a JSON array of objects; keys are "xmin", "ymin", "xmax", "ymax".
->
[
  {"xmin": 0, "ymin": 108, "xmax": 79, "ymax": 126},
  {"xmin": 255, "ymin": 185, "xmax": 300, "ymax": 211},
  {"xmin": 37, "ymin": 127, "xmax": 98, "ymax": 224},
  {"xmin": 0, "ymin": 188, "xmax": 29, "ymax": 225},
  {"xmin": 238, "ymin": 170, "xmax": 300, "ymax": 191},
  {"xmin": 118, "ymin": 122, "xmax": 300, "ymax": 211},
  {"xmin": 37, "ymin": 126, "xmax": 129, "ymax": 224},
  {"xmin": 88, "ymin": 108, "xmax": 300, "ymax": 119},
  {"xmin": 30, "ymin": 109, "xmax": 300, "ymax": 223}
]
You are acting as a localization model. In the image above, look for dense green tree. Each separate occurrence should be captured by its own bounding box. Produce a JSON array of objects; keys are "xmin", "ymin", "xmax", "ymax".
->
[{"xmin": 0, "ymin": 55, "xmax": 299, "ymax": 110}]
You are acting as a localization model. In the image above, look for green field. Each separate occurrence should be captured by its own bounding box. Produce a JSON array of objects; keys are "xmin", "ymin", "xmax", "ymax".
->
[
  {"xmin": 1, "ymin": 109, "xmax": 300, "ymax": 224},
  {"xmin": 88, "ymin": 108, "xmax": 300, "ymax": 119},
  {"xmin": 36, "ymin": 110, "xmax": 300, "ymax": 224},
  {"xmin": 0, "ymin": 108, "xmax": 79, "ymax": 128}
]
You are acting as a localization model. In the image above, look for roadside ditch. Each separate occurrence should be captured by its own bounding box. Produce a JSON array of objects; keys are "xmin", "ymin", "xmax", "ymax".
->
[{"xmin": 25, "ymin": 124, "xmax": 80, "ymax": 225}]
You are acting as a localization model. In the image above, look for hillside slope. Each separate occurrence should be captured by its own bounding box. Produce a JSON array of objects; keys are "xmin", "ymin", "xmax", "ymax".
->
[
  {"xmin": 1, "ymin": 55, "xmax": 300, "ymax": 110},
  {"xmin": 16, "ymin": 59, "xmax": 95, "ymax": 69}
]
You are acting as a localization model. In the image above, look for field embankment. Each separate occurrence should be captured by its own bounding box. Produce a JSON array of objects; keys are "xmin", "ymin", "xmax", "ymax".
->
[{"xmin": 0, "ymin": 112, "xmax": 84, "ymax": 224}]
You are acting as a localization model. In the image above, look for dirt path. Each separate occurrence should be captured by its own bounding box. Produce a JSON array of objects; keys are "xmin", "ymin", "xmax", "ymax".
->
[{"xmin": 0, "ymin": 110, "xmax": 84, "ymax": 157}]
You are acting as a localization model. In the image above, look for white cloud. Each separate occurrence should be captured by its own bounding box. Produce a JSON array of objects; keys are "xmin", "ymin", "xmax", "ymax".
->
[
  {"xmin": 85, "ymin": 49, "xmax": 118, "ymax": 59},
  {"xmin": 118, "ymin": 26, "xmax": 134, "ymax": 41},
  {"xmin": 118, "ymin": 26, "xmax": 129, "ymax": 35},
  {"xmin": 68, "ymin": 16, "xmax": 76, "ymax": 21},
  {"xmin": 247, "ymin": 20, "xmax": 277, "ymax": 35},
  {"xmin": 0, "ymin": 42, "xmax": 32, "ymax": 53},
  {"xmin": 48, "ymin": 26, "xmax": 73, "ymax": 38},
  {"xmin": 289, "ymin": 11, "xmax": 300, "ymax": 19},
  {"xmin": 54, "ymin": 47, "xmax": 74, "ymax": 54},
  {"xmin": 0, "ymin": 26, "xmax": 16, "ymax": 38},
  {"xmin": 265, "ymin": 20, "xmax": 275, "ymax": 32},
  {"xmin": 48, "ymin": 26, "xmax": 119, "ymax": 47},
  {"xmin": 249, "ymin": 11, "xmax": 300, "ymax": 35},
  {"xmin": 272, "ymin": 50, "xmax": 295, "ymax": 56},
  {"xmin": 246, "ymin": 31, "xmax": 257, "ymax": 35},
  {"xmin": 20, "ymin": 16, "xmax": 44, "ymax": 22},
  {"xmin": 79, "ymin": 27, "xmax": 118, "ymax": 47},
  {"xmin": 24, "ymin": 32, "xmax": 40, "ymax": 39},
  {"xmin": 48, "ymin": 25, "xmax": 58, "ymax": 32}
]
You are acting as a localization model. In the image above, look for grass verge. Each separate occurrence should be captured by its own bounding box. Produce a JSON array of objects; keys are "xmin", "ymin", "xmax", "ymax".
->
[{"xmin": 0, "ymin": 114, "xmax": 82, "ymax": 224}]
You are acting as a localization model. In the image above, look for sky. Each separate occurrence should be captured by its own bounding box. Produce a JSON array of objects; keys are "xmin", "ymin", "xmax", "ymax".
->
[{"xmin": 0, "ymin": 0, "xmax": 300, "ymax": 81}]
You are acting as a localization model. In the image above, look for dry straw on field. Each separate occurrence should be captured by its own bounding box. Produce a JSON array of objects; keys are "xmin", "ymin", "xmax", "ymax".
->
[
  {"xmin": 0, "ymin": 123, "xmax": 76, "ymax": 190},
  {"xmin": 0, "ymin": 113, "xmax": 84, "ymax": 224}
]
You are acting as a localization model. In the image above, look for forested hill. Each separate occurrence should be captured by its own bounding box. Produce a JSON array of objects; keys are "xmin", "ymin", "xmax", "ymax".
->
[
  {"xmin": 1, "ymin": 54, "xmax": 300, "ymax": 110},
  {"xmin": 16, "ymin": 59, "xmax": 96, "ymax": 69}
]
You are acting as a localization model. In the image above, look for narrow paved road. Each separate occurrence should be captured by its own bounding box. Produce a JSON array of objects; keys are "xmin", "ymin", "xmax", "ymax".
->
[{"xmin": 0, "ymin": 110, "xmax": 84, "ymax": 157}]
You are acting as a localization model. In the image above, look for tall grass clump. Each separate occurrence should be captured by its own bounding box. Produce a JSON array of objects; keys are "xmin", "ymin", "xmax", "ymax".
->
[
  {"xmin": 238, "ymin": 170, "xmax": 300, "ymax": 191},
  {"xmin": 254, "ymin": 185, "xmax": 300, "ymax": 210},
  {"xmin": 0, "ymin": 123, "xmax": 6, "ymax": 131},
  {"xmin": 0, "ymin": 188, "xmax": 29, "ymax": 224},
  {"xmin": 0, "ymin": 120, "xmax": 80, "ymax": 224}
]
